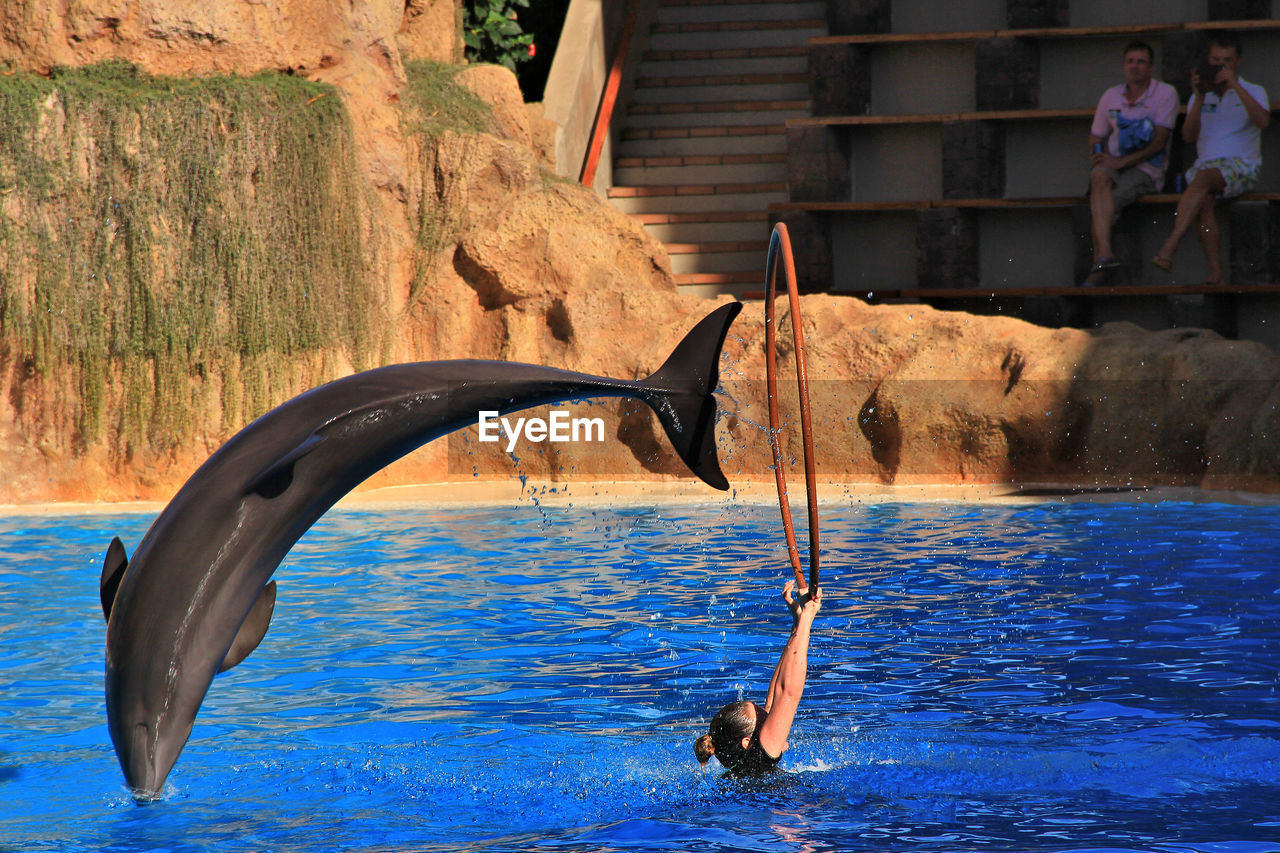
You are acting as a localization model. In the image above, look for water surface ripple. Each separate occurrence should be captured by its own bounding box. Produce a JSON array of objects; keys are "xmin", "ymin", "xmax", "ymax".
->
[{"xmin": 1, "ymin": 501, "xmax": 1278, "ymax": 851}]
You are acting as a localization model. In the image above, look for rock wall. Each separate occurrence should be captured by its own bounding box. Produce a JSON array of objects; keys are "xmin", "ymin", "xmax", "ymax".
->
[
  {"xmin": 2, "ymin": 1, "xmax": 1279, "ymax": 504},
  {"xmin": 720, "ymin": 300, "xmax": 1280, "ymax": 490}
]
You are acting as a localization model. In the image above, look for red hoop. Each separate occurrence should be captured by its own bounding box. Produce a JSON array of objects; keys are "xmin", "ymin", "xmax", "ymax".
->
[{"xmin": 764, "ymin": 223, "xmax": 819, "ymax": 592}]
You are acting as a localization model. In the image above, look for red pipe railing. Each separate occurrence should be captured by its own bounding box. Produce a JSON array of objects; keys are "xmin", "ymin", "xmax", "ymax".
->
[{"xmin": 580, "ymin": 2, "xmax": 637, "ymax": 187}]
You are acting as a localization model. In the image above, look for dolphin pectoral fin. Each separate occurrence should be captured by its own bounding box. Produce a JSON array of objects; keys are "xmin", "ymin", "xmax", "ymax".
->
[
  {"xmin": 244, "ymin": 433, "xmax": 326, "ymax": 499},
  {"xmin": 640, "ymin": 302, "xmax": 742, "ymax": 490},
  {"xmin": 100, "ymin": 537, "xmax": 129, "ymax": 621},
  {"xmin": 218, "ymin": 581, "xmax": 277, "ymax": 673}
]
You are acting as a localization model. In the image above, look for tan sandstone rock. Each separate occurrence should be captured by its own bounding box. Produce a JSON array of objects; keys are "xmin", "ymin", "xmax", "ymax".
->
[
  {"xmin": 456, "ymin": 64, "xmax": 533, "ymax": 149},
  {"xmin": 3, "ymin": 0, "xmax": 1280, "ymax": 505}
]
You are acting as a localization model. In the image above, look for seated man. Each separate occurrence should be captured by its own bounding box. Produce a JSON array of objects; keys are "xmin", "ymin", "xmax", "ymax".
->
[
  {"xmin": 1153, "ymin": 31, "xmax": 1270, "ymax": 286},
  {"xmin": 1085, "ymin": 41, "xmax": 1179, "ymax": 285}
]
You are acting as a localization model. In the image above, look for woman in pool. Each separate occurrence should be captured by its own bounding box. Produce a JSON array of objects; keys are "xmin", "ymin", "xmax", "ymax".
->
[{"xmin": 694, "ymin": 579, "xmax": 822, "ymax": 776}]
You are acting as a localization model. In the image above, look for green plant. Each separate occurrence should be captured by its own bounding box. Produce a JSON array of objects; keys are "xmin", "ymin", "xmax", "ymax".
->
[
  {"xmin": 401, "ymin": 59, "xmax": 492, "ymax": 136},
  {"xmin": 463, "ymin": 0, "xmax": 535, "ymax": 72},
  {"xmin": 398, "ymin": 61, "xmax": 496, "ymax": 306},
  {"xmin": 0, "ymin": 62, "xmax": 386, "ymax": 453}
]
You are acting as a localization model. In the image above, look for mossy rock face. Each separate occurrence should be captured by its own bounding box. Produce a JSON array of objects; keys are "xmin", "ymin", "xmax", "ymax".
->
[
  {"xmin": 401, "ymin": 60, "xmax": 492, "ymax": 138},
  {"xmin": 0, "ymin": 62, "xmax": 384, "ymax": 454},
  {"xmin": 399, "ymin": 60, "xmax": 495, "ymax": 307}
]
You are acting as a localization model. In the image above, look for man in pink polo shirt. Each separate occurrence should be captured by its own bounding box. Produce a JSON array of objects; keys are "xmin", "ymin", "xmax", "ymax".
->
[{"xmin": 1084, "ymin": 40, "xmax": 1180, "ymax": 285}]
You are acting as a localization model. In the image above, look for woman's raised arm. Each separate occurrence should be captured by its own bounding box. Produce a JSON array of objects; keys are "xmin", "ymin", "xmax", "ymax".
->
[{"xmin": 758, "ymin": 580, "xmax": 822, "ymax": 758}]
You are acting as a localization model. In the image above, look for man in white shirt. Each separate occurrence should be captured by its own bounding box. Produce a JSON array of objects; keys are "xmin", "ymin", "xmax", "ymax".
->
[{"xmin": 1153, "ymin": 32, "xmax": 1270, "ymax": 285}]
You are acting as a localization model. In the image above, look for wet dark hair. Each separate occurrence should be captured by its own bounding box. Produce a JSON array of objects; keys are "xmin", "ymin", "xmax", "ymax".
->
[
  {"xmin": 1122, "ymin": 40, "xmax": 1154, "ymax": 63},
  {"xmin": 693, "ymin": 700, "xmax": 770, "ymax": 775}
]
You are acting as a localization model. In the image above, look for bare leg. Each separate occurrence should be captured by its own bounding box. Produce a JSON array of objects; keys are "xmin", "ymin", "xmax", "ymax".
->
[
  {"xmin": 1155, "ymin": 169, "xmax": 1226, "ymax": 267},
  {"xmin": 1194, "ymin": 199, "xmax": 1224, "ymax": 285},
  {"xmin": 1086, "ymin": 168, "xmax": 1117, "ymax": 284},
  {"xmin": 1089, "ymin": 167, "xmax": 1116, "ymax": 262}
]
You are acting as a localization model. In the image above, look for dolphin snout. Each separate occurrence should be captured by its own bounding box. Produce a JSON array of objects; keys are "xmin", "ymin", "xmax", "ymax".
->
[
  {"xmin": 129, "ymin": 785, "xmax": 164, "ymax": 804},
  {"xmin": 121, "ymin": 722, "xmax": 168, "ymax": 802}
]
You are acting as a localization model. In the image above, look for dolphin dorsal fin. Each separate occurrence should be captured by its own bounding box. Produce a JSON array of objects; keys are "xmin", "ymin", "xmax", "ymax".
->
[
  {"xmin": 218, "ymin": 581, "xmax": 277, "ymax": 673},
  {"xmin": 244, "ymin": 433, "xmax": 326, "ymax": 499},
  {"xmin": 100, "ymin": 537, "xmax": 129, "ymax": 621}
]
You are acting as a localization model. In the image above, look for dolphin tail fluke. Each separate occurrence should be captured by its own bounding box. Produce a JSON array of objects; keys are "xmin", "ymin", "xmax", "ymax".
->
[{"xmin": 640, "ymin": 301, "xmax": 742, "ymax": 490}]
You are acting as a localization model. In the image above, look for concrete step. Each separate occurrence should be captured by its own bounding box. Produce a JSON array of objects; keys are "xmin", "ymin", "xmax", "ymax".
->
[
  {"xmin": 658, "ymin": 0, "xmax": 797, "ymax": 4},
  {"xmin": 631, "ymin": 210, "xmax": 769, "ymax": 225},
  {"xmin": 618, "ymin": 130, "xmax": 786, "ymax": 158},
  {"xmin": 635, "ymin": 70, "xmax": 808, "ymax": 89},
  {"xmin": 613, "ymin": 0, "xmax": 822, "ymax": 296},
  {"xmin": 673, "ymin": 269, "xmax": 763, "ymax": 290},
  {"xmin": 637, "ymin": 69, "xmax": 808, "ymax": 86},
  {"xmin": 644, "ymin": 45, "xmax": 808, "ymax": 63},
  {"xmin": 616, "ymin": 152, "xmax": 788, "ymax": 168},
  {"xmin": 631, "ymin": 81, "xmax": 808, "ymax": 104},
  {"xmin": 651, "ymin": 17, "xmax": 825, "ymax": 33},
  {"xmin": 669, "ymin": 248, "xmax": 767, "ymax": 274},
  {"xmin": 656, "ymin": 2, "xmax": 826, "ymax": 24},
  {"xmin": 608, "ymin": 185, "xmax": 787, "ymax": 214},
  {"xmin": 622, "ymin": 122, "xmax": 785, "ymax": 141},
  {"xmin": 613, "ymin": 159, "xmax": 787, "ymax": 186},
  {"xmin": 638, "ymin": 53, "xmax": 808, "ymax": 78},
  {"xmin": 609, "ymin": 181, "xmax": 786, "ymax": 197},
  {"xmin": 646, "ymin": 23, "xmax": 825, "ymax": 52},
  {"xmin": 640, "ymin": 48, "xmax": 808, "ymax": 78},
  {"xmin": 641, "ymin": 218, "xmax": 769, "ymax": 243},
  {"xmin": 629, "ymin": 98, "xmax": 808, "ymax": 114},
  {"xmin": 624, "ymin": 102, "xmax": 808, "ymax": 128},
  {"xmin": 658, "ymin": 0, "xmax": 814, "ymax": 4},
  {"xmin": 666, "ymin": 238, "xmax": 770, "ymax": 255},
  {"xmin": 658, "ymin": 0, "xmax": 817, "ymax": 7}
]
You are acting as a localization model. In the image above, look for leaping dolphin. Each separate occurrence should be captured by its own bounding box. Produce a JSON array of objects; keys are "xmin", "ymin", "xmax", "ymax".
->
[{"xmin": 100, "ymin": 301, "xmax": 741, "ymax": 799}]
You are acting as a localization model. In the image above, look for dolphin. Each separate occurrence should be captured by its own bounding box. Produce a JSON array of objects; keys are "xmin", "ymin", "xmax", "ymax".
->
[{"xmin": 100, "ymin": 301, "xmax": 741, "ymax": 799}]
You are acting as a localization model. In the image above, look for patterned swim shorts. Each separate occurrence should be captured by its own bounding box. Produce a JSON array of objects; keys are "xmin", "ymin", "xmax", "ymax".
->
[{"xmin": 1186, "ymin": 156, "xmax": 1261, "ymax": 198}]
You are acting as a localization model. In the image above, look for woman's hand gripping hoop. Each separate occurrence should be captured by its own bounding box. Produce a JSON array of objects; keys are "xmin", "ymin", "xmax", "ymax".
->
[{"xmin": 764, "ymin": 223, "xmax": 819, "ymax": 593}]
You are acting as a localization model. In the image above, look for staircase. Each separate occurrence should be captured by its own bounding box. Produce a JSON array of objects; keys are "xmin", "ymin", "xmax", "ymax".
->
[{"xmin": 607, "ymin": 0, "xmax": 826, "ymax": 296}]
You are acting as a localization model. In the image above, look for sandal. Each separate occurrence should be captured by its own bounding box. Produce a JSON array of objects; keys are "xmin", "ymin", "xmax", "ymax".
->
[
  {"xmin": 1151, "ymin": 256, "xmax": 1173, "ymax": 273},
  {"xmin": 1082, "ymin": 257, "xmax": 1121, "ymax": 286}
]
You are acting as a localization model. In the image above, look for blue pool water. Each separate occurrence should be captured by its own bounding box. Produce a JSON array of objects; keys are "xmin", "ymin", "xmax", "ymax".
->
[{"xmin": 2, "ymin": 500, "xmax": 1279, "ymax": 852}]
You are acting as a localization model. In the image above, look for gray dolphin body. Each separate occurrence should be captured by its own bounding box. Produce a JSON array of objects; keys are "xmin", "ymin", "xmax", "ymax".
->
[{"xmin": 100, "ymin": 302, "xmax": 741, "ymax": 799}]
